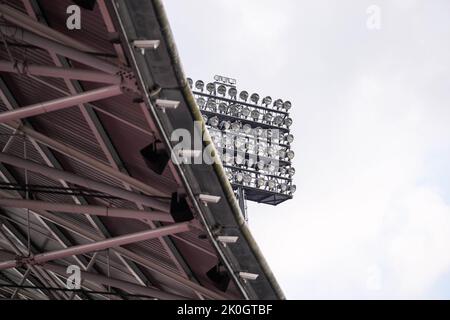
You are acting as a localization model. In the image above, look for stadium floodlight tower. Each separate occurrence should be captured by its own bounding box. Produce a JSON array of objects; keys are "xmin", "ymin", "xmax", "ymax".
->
[{"xmin": 188, "ymin": 75, "xmax": 296, "ymax": 222}]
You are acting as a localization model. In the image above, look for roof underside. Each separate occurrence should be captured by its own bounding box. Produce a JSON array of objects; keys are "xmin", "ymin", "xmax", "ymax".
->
[{"xmin": 0, "ymin": 0, "xmax": 283, "ymax": 300}]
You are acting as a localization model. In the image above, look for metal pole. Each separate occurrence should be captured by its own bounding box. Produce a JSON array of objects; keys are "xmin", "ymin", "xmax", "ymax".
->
[
  {"xmin": 0, "ymin": 198, "xmax": 173, "ymax": 222},
  {"xmin": 0, "ymin": 152, "xmax": 170, "ymax": 212},
  {"xmin": 0, "ymin": 61, "xmax": 121, "ymax": 84},
  {"xmin": 0, "ymin": 85, "xmax": 122, "ymax": 123},
  {"xmin": 0, "ymin": 222, "xmax": 191, "ymax": 270},
  {"xmin": 237, "ymin": 187, "xmax": 248, "ymax": 223}
]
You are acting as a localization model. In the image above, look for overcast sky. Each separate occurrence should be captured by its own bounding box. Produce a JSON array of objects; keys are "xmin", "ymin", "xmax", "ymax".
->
[{"xmin": 164, "ymin": 0, "xmax": 450, "ymax": 299}]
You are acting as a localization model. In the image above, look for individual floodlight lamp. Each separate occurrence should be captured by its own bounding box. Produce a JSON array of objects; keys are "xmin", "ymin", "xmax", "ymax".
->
[
  {"xmin": 206, "ymin": 100, "xmax": 217, "ymax": 112},
  {"xmin": 243, "ymin": 173, "xmax": 252, "ymax": 185},
  {"xmin": 256, "ymin": 160, "xmax": 265, "ymax": 170},
  {"xmin": 285, "ymin": 134, "xmax": 294, "ymax": 143},
  {"xmin": 242, "ymin": 124, "xmax": 252, "ymax": 134},
  {"xmin": 241, "ymin": 107, "xmax": 250, "ymax": 118},
  {"xmin": 283, "ymin": 100, "xmax": 292, "ymax": 111},
  {"xmin": 239, "ymin": 90, "xmax": 248, "ymax": 102},
  {"xmin": 247, "ymin": 157, "xmax": 256, "ymax": 168},
  {"xmin": 250, "ymin": 93, "xmax": 259, "ymax": 104},
  {"xmin": 218, "ymin": 103, "xmax": 227, "ymax": 114},
  {"xmin": 263, "ymin": 112, "xmax": 273, "ymax": 123},
  {"xmin": 219, "ymin": 120, "xmax": 231, "ymax": 130},
  {"xmin": 256, "ymin": 177, "xmax": 265, "ymax": 188},
  {"xmin": 208, "ymin": 116, "xmax": 219, "ymax": 127},
  {"xmin": 224, "ymin": 153, "xmax": 234, "ymax": 164},
  {"xmin": 234, "ymin": 171, "xmax": 244, "ymax": 183},
  {"xmin": 217, "ymin": 85, "xmax": 226, "ymax": 96},
  {"xmin": 235, "ymin": 153, "xmax": 245, "ymax": 165},
  {"xmin": 195, "ymin": 80, "xmax": 205, "ymax": 91},
  {"xmin": 197, "ymin": 97, "xmax": 206, "ymax": 108},
  {"xmin": 250, "ymin": 109, "xmax": 260, "ymax": 121},
  {"xmin": 231, "ymin": 121, "xmax": 241, "ymax": 131},
  {"xmin": 262, "ymin": 96, "xmax": 272, "ymax": 106},
  {"xmin": 228, "ymin": 87, "xmax": 237, "ymax": 99},
  {"xmin": 267, "ymin": 162, "xmax": 277, "ymax": 173},
  {"xmin": 273, "ymin": 115, "xmax": 283, "ymax": 126},
  {"xmin": 287, "ymin": 150, "xmax": 295, "ymax": 160},
  {"xmin": 288, "ymin": 167, "xmax": 296, "ymax": 176},
  {"xmin": 206, "ymin": 82, "xmax": 215, "ymax": 93},
  {"xmin": 273, "ymin": 99, "xmax": 283, "ymax": 109},
  {"xmin": 228, "ymin": 105, "xmax": 240, "ymax": 117},
  {"xmin": 284, "ymin": 117, "xmax": 293, "ymax": 128},
  {"xmin": 267, "ymin": 180, "xmax": 277, "ymax": 190},
  {"xmin": 289, "ymin": 185, "xmax": 297, "ymax": 194}
]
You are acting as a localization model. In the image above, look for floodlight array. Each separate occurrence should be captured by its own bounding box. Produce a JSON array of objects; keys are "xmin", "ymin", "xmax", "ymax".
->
[{"xmin": 188, "ymin": 77, "xmax": 296, "ymax": 200}]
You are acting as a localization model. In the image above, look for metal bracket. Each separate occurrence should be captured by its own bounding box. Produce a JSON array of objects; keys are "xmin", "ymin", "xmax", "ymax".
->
[{"xmin": 116, "ymin": 68, "xmax": 139, "ymax": 94}]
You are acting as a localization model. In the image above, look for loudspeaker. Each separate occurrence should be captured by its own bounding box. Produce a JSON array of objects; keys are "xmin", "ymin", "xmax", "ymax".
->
[
  {"xmin": 170, "ymin": 192, "xmax": 193, "ymax": 222},
  {"xmin": 72, "ymin": 0, "xmax": 96, "ymax": 10},
  {"xmin": 206, "ymin": 264, "xmax": 230, "ymax": 292},
  {"xmin": 140, "ymin": 141, "xmax": 169, "ymax": 175}
]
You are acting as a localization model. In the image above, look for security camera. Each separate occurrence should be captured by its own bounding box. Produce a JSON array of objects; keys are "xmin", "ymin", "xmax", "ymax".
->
[
  {"xmin": 155, "ymin": 99, "xmax": 179, "ymax": 112},
  {"xmin": 133, "ymin": 40, "xmax": 160, "ymax": 54},
  {"xmin": 239, "ymin": 272, "xmax": 259, "ymax": 281},
  {"xmin": 198, "ymin": 194, "xmax": 221, "ymax": 204}
]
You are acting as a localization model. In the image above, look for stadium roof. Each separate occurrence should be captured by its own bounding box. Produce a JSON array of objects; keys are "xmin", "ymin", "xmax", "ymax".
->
[{"xmin": 0, "ymin": 0, "xmax": 284, "ymax": 300}]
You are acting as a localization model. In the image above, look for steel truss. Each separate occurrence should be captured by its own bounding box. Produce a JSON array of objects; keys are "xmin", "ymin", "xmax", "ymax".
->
[{"xmin": 0, "ymin": 0, "xmax": 231, "ymax": 300}]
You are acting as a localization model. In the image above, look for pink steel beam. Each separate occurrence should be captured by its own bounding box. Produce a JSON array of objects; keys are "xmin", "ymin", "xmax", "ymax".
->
[
  {"xmin": 20, "ymin": 2, "xmax": 165, "ymax": 292},
  {"xmin": 0, "ymin": 26, "xmax": 120, "ymax": 75},
  {"xmin": 0, "ymin": 152, "xmax": 170, "ymax": 212},
  {"xmin": 17, "ymin": 0, "xmax": 154, "ymax": 291},
  {"xmin": 22, "ymin": 207, "xmax": 229, "ymax": 300},
  {"xmin": 0, "ymin": 222, "xmax": 191, "ymax": 270},
  {"xmin": 0, "ymin": 4, "xmax": 99, "ymax": 53},
  {"xmin": 13, "ymin": 124, "xmax": 174, "ymax": 197},
  {"xmin": 42, "ymin": 263, "xmax": 189, "ymax": 300},
  {"xmin": 0, "ymin": 85, "xmax": 122, "ymax": 123},
  {"xmin": 0, "ymin": 198, "xmax": 173, "ymax": 222},
  {"xmin": 0, "ymin": 61, "xmax": 121, "ymax": 84}
]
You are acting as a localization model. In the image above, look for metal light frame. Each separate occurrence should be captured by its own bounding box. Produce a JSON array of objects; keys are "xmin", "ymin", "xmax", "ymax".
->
[{"xmin": 189, "ymin": 76, "xmax": 296, "ymax": 206}]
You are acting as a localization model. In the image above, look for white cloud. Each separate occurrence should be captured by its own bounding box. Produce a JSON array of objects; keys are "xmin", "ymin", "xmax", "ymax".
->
[{"xmin": 164, "ymin": 0, "xmax": 450, "ymax": 299}]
